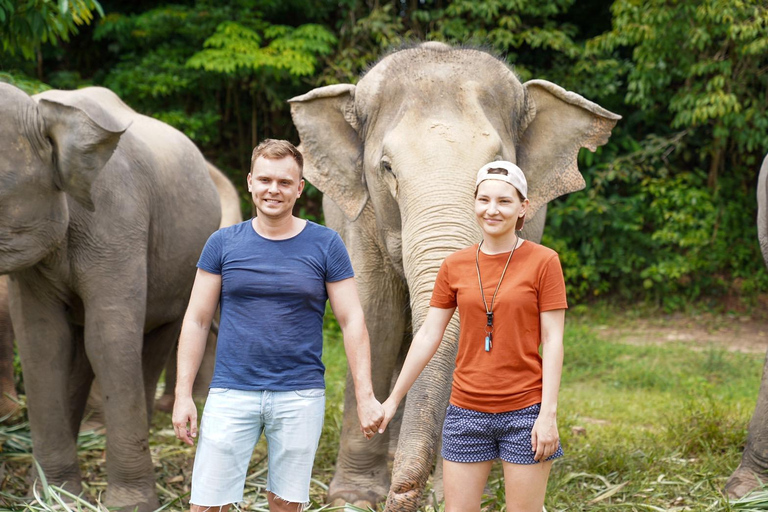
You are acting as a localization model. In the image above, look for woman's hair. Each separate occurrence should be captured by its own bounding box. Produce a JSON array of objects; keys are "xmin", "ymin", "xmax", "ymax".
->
[
  {"xmin": 250, "ymin": 139, "xmax": 304, "ymax": 178},
  {"xmin": 475, "ymin": 168, "xmax": 525, "ymax": 201}
]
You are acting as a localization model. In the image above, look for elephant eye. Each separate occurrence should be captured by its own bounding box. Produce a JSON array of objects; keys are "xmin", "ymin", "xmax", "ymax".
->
[{"xmin": 381, "ymin": 160, "xmax": 393, "ymax": 174}]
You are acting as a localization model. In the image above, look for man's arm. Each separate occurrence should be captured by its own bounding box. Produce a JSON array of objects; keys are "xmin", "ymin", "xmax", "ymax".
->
[
  {"xmin": 172, "ymin": 268, "xmax": 221, "ymax": 445},
  {"xmin": 326, "ymin": 277, "xmax": 384, "ymax": 439}
]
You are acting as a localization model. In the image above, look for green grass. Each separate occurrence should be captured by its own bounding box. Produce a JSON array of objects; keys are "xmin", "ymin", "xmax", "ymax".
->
[{"xmin": 0, "ymin": 310, "xmax": 766, "ymax": 511}]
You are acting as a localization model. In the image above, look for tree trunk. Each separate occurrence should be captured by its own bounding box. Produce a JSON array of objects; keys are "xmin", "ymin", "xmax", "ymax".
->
[
  {"xmin": 251, "ymin": 89, "xmax": 258, "ymax": 150},
  {"xmin": 36, "ymin": 46, "xmax": 43, "ymax": 81}
]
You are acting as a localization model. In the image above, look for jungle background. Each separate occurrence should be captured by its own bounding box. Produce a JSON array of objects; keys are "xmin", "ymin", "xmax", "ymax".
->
[{"xmin": 2, "ymin": 0, "xmax": 768, "ymax": 511}]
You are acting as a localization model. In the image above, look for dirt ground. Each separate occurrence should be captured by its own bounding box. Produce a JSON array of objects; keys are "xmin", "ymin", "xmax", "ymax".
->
[{"xmin": 593, "ymin": 312, "xmax": 768, "ymax": 355}]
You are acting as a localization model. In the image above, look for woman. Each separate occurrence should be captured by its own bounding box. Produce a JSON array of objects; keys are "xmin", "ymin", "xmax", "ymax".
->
[{"xmin": 379, "ymin": 161, "xmax": 566, "ymax": 512}]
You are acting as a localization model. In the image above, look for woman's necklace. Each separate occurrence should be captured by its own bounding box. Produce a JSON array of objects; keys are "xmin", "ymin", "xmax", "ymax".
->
[{"xmin": 475, "ymin": 235, "xmax": 518, "ymax": 352}]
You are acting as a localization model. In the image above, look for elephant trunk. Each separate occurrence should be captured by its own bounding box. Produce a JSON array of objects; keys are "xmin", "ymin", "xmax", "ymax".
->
[{"xmin": 386, "ymin": 181, "xmax": 479, "ymax": 510}]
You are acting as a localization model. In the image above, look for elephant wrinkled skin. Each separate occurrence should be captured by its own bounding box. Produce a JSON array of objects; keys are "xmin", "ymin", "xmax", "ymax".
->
[
  {"xmin": 0, "ymin": 83, "xmax": 221, "ymax": 511},
  {"xmin": 0, "ymin": 275, "xmax": 18, "ymax": 420},
  {"xmin": 290, "ymin": 42, "xmax": 620, "ymax": 510},
  {"xmin": 725, "ymin": 153, "xmax": 768, "ymax": 498},
  {"xmin": 155, "ymin": 160, "xmax": 243, "ymax": 412}
]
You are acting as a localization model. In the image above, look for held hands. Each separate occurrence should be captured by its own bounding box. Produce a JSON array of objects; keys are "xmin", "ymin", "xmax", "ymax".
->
[
  {"xmin": 377, "ymin": 397, "xmax": 399, "ymax": 434},
  {"xmin": 172, "ymin": 395, "xmax": 198, "ymax": 446},
  {"xmin": 357, "ymin": 396, "xmax": 385, "ymax": 440},
  {"xmin": 531, "ymin": 412, "xmax": 559, "ymax": 462}
]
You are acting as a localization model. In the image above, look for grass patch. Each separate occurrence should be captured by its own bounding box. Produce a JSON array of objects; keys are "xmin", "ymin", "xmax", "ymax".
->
[{"xmin": 0, "ymin": 310, "xmax": 765, "ymax": 511}]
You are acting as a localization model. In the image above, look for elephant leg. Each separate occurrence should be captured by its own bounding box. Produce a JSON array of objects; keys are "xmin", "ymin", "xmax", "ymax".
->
[
  {"xmin": 329, "ymin": 276, "xmax": 408, "ymax": 507},
  {"xmin": 83, "ymin": 281, "xmax": 159, "ymax": 512},
  {"xmin": 0, "ymin": 315, "xmax": 18, "ymax": 421},
  {"xmin": 67, "ymin": 327, "xmax": 95, "ymax": 435},
  {"xmin": 327, "ymin": 215, "xmax": 409, "ymax": 505},
  {"xmin": 156, "ymin": 315, "xmax": 217, "ymax": 413},
  {"xmin": 154, "ymin": 345, "xmax": 178, "ymax": 413},
  {"xmin": 141, "ymin": 320, "xmax": 183, "ymax": 422},
  {"xmin": 9, "ymin": 275, "xmax": 83, "ymax": 493},
  {"xmin": 726, "ymin": 349, "xmax": 768, "ymax": 498},
  {"xmin": 82, "ymin": 379, "xmax": 106, "ymax": 432}
]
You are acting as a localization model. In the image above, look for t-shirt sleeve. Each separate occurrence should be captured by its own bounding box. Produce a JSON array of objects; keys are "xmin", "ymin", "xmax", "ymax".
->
[
  {"xmin": 197, "ymin": 230, "xmax": 223, "ymax": 275},
  {"xmin": 538, "ymin": 253, "xmax": 568, "ymax": 311},
  {"xmin": 325, "ymin": 232, "xmax": 355, "ymax": 282},
  {"xmin": 430, "ymin": 258, "xmax": 457, "ymax": 308}
]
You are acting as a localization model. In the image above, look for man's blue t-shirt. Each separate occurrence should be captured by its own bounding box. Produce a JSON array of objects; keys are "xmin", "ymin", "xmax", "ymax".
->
[{"xmin": 197, "ymin": 220, "xmax": 354, "ymax": 391}]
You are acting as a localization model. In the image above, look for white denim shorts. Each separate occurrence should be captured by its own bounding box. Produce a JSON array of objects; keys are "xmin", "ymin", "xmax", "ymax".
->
[{"xmin": 190, "ymin": 387, "xmax": 325, "ymax": 507}]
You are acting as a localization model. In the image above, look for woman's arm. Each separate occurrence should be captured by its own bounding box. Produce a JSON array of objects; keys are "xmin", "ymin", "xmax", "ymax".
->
[
  {"xmin": 532, "ymin": 308, "xmax": 565, "ymax": 461},
  {"xmin": 378, "ymin": 306, "xmax": 455, "ymax": 433}
]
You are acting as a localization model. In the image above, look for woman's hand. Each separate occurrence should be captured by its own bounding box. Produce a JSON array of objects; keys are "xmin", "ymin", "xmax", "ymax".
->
[
  {"xmin": 377, "ymin": 397, "xmax": 399, "ymax": 434},
  {"xmin": 531, "ymin": 412, "xmax": 559, "ymax": 462}
]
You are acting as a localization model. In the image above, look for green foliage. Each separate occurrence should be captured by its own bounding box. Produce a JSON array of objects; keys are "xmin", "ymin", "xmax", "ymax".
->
[
  {"xmin": 0, "ymin": 0, "xmax": 104, "ymax": 60},
  {"xmin": 187, "ymin": 21, "xmax": 335, "ymax": 77},
  {"xmin": 0, "ymin": 70, "xmax": 50, "ymax": 94},
  {"xmin": 540, "ymin": 0, "xmax": 768, "ymax": 308},
  {"xmin": 591, "ymin": 0, "xmax": 768, "ymax": 171},
  {"xmin": 6, "ymin": 0, "xmax": 766, "ymax": 307}
]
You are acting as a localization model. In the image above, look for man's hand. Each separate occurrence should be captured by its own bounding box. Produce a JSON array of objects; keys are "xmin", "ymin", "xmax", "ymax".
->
[
  {"xmin": 357, "ymin": 396, "xmax": 384, "ymax": 440},
  {"xmin": 172, "ymin": 395, "xmax": 198, "ymax": 446}
]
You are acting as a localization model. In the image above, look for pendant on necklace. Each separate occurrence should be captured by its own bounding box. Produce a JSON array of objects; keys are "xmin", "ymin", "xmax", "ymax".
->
[{"xmin": 485, "ymin": 333, "xmax": 492, "ymax": 352}]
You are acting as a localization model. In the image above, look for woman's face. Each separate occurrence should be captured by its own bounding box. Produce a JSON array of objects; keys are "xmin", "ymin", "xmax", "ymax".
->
[{"xmin": 474, "ymin": 180, "xmax": 528, "ymax": 238}]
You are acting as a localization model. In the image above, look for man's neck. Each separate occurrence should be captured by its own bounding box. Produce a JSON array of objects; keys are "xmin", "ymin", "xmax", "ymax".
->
[{"xmin": 251, "ymin": 215, "xmax": 306, "ymax": 240}]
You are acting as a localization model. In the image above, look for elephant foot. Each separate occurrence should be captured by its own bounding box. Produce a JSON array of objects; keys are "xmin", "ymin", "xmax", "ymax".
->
[
  {"xmin": 154, "ymin": 393, "xmax": 175, "ymax": 413},
  {"xmin": 330, "ymin": 496, "xmax": 375, "ymax": 509},
  {"xmin": 105, "ymin": 482, "xmax": 160, "ymax": 512},
  {"xmin": 327, "ymin": 483, "xmax": 387, "ymax": 509},
  {"xmin": 725, "ymin": 464, "xmax": 764, "ymax": 499},
  {"xmin": 327, "ymin": 460, "xmax": 390, "ymax": 507}
]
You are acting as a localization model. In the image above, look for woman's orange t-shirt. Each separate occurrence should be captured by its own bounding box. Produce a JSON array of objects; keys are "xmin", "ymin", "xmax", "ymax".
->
[{"xmin": 430, "ymin": 241, "xmax": 567, "ymax": 413}]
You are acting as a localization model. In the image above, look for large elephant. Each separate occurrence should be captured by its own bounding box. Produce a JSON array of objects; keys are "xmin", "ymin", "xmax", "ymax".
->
[
  {"xmin": 0, "ymin": 83, "xmax": 221, "ymax": 511},
  {"xmin": 725, "ymin": 153, "xmax": 768, "ymax": 498},
  {"xmin": 155, "ymin": 160, "xmax": 243, "ymax": 412},
  {"xmin": 0, "ymin": 275, "xmax": 18, "ymax": 420},
  {"xmin": 290, "ymin": 42, "xmax": 620, "ymax": 510}
]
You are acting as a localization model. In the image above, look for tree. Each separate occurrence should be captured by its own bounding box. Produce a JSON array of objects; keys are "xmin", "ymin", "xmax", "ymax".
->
[{"xmin": 0, "ymin": 0, "xmax": 104, "ymax": 78}]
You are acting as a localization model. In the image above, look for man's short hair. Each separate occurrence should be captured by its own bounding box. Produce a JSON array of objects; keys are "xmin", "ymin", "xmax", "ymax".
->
[{"xmin": 250, "ymin": 139, "xmax": 304, "ymax": 179}]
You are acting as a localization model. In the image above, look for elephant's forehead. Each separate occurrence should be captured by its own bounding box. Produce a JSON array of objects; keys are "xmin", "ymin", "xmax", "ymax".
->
[{"xmin": 385, "ymin": 99, "xmax": 501, "ymax": 146}]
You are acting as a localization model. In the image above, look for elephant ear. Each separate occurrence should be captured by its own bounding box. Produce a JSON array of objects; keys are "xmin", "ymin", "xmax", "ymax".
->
[
  {"xmin": 37, "ymin": 98, "xmax": 127, "ymax": 212},
  {"xmin": 289, "ymin": 84, "xmax": 367, "ymax": 221},
  {"xmin": 517, "ymin": 80, "xmax": 621, "ymax": 219}
]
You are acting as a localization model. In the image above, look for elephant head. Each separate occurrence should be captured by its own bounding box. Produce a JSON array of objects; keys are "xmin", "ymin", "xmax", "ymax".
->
[
  {"xmin": 290, "ymin": 43, "xmax": 620, "ymax": 509},
  {"xmin": 0, "ymin": 83, "xmax": 125, "ymax": 274}
]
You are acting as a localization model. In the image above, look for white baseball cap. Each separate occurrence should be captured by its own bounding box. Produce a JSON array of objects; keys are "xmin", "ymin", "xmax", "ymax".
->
[
  {"xmin": 476, "ymin": 161, "xmax": 528, "ymax": 230},
  {"xmin": 475, "ymin": 161, "xmax": 528, "ymax": 199}
]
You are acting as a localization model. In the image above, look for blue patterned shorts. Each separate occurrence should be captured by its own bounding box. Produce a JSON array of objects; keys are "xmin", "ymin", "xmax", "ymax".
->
[{"xmin": 441, "ymin": 403, "xmax": 564, "ymax": 464}]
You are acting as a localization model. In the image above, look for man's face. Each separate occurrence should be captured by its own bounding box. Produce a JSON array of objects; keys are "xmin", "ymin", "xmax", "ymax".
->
[{"xmin": 247, "ymin": 156, "xmax": 304, "ymax": 221}]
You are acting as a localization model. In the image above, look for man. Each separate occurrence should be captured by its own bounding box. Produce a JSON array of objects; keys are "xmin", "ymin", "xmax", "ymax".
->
[{"xmin": 172, "ymin": 139, "xmax": 384, "ymax": 512}]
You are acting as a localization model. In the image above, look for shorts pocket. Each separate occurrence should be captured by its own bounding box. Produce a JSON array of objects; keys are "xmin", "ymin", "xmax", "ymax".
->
[
  {"xmin": 208, "ymin": 387, "xmax": 229, "ymax": 395},
  {"xmin": 294, "ymin": 388, "xmax": 325, "ymax": 398}
]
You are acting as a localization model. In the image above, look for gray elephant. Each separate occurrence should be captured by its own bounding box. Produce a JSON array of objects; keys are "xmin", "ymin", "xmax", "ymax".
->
[
  {"xmin": 155, "ymin": 160, "xmax": 243, "ymax": 412},
  {"xmin": 725, "ymin": 153, "xmax": 768, "ymax": 498},
  {"xmin": 0, "ymin": 275, "xmax": 19, "ymax": 420},
  {"xmin": 290, "ymin": 42, "xmax": 620, "ymax": 510},
  {"xmin": 0, "ymin": 83, "xmax": 221, "ymax": 511}
]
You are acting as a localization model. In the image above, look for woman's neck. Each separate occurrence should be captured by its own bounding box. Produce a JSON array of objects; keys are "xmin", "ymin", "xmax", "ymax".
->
[{"xmin": 480, "ymin": 233, "xmax": 523, "ymax": 254}]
